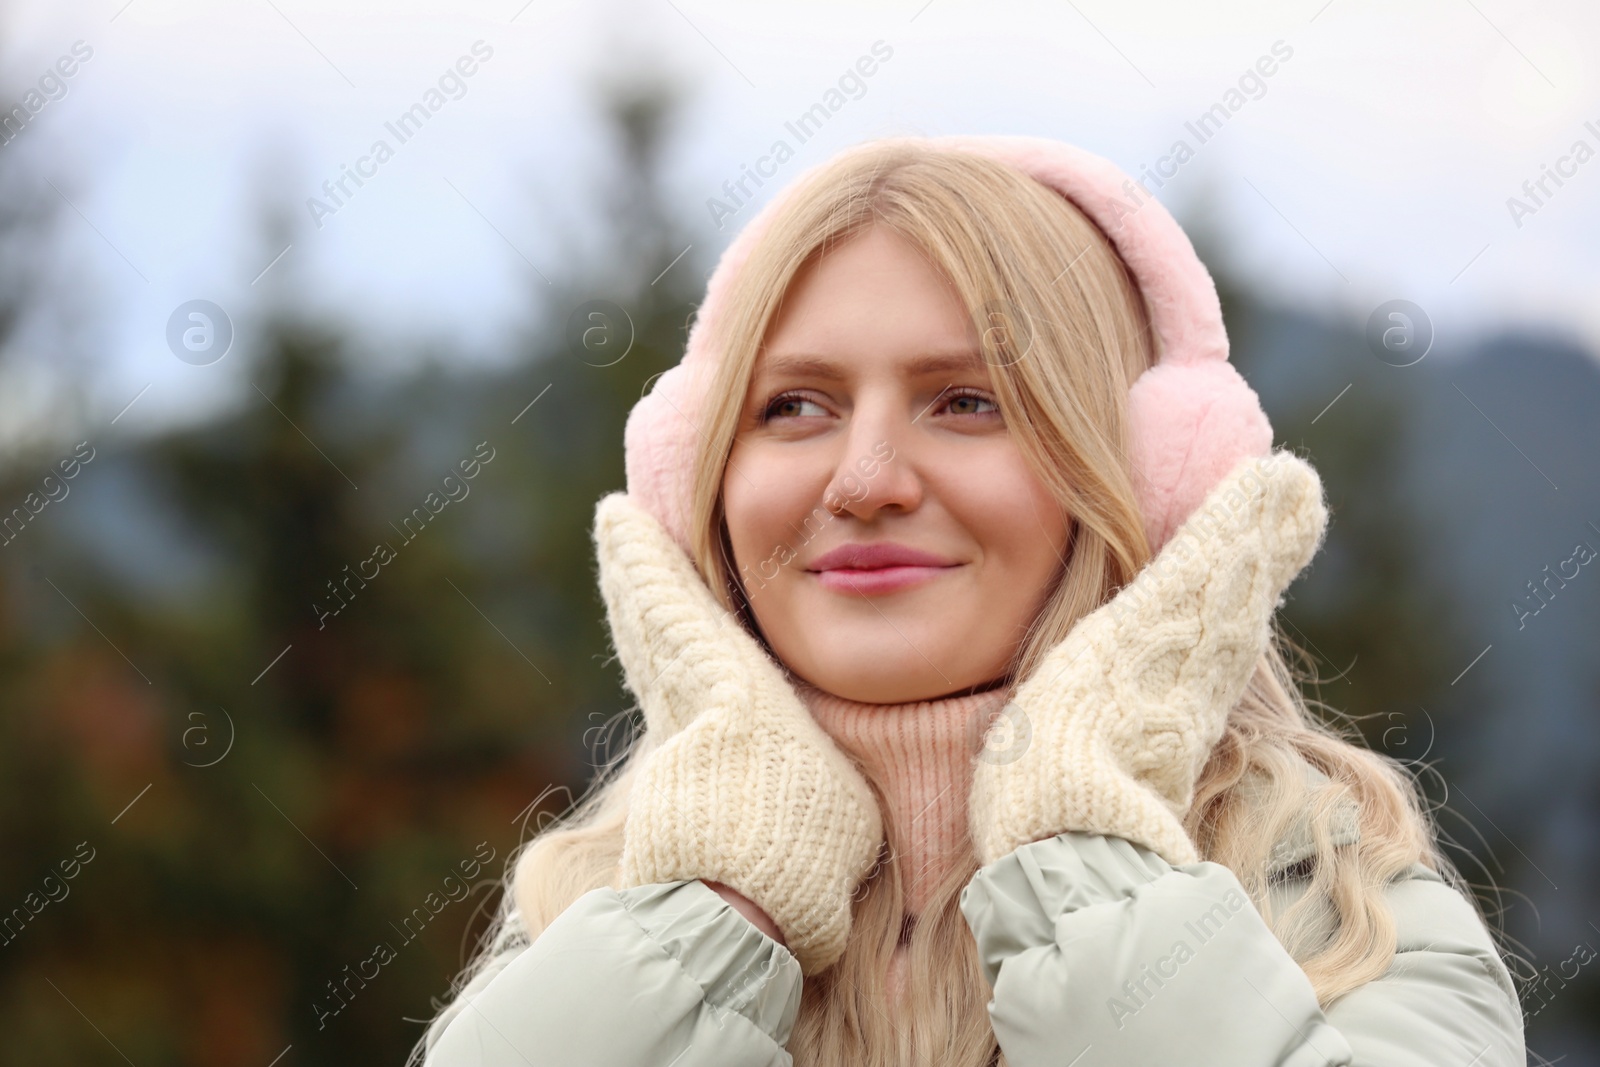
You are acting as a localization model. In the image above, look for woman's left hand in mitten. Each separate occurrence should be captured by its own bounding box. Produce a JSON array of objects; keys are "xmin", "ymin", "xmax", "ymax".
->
[{"xmin": 968, "ymin": 451, "xmax": 1329, "ymax": 868}]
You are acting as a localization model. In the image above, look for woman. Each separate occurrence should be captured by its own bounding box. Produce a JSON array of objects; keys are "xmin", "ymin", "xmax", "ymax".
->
[{"xmin": 412, "ymin": 135, "xmax": 1524, "ymax": 1066}]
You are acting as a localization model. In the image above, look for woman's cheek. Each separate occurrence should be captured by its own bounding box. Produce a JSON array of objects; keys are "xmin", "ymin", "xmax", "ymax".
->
[
  {"xmin": 946, "ymin": 450, "xmax": 1067, "ymax": 577},
  {"xmin": 723, "ymin": 495, "xmax": 787, "ymax": 588},
  {"xmin": 726, "ymin": 447, "xmax": 817, "ymax": 570}
]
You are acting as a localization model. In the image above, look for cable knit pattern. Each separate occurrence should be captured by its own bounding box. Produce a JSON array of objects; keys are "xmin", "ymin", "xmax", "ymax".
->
[
  {"xmin": 592, "ymin": 450, "xmax": 1327, "ymax": 974},
  {"xmin": 969, "ymin": 451, "xmax": 1330, "ymax": 868},
  {"xmin": 594, "ymin": 491, "xmax": 884, "ymax": 977}
]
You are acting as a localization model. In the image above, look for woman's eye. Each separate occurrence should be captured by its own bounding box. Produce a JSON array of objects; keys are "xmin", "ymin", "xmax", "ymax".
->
[
  {"xmin": 760, "ymin": 388, "xmax": 998, "ymax": 423},
  {"xmin": 941, "ymin": 390, "xmax": 1000, "ymax": 417},
  {"xmin": 762, "ymin": 393, "xmax": 828, "ymax": 421}
]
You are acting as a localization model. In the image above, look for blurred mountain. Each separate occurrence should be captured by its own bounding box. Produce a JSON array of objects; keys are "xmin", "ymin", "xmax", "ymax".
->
[{"xmin": 1211, "ymin": 267, "xmax": 1600, "ymax": 1051}]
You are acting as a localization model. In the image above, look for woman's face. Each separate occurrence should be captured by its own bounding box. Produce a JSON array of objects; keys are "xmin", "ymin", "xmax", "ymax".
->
[{"xmin": 722, "ymin": 224, "xmax": 1072, "ymax": 704}]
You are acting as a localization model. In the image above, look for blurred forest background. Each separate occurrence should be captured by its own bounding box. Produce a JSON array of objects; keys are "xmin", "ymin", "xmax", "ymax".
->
[{"xmin": 2, "ymin": 66, "xmax": 1599, "ymax": 1067}]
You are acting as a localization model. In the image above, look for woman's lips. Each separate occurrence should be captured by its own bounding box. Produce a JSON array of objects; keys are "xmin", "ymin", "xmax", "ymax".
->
[
  {"xmin": 805, "ymin": 541, "xmax": 961, "ymax": 595},
  {"xmin": 812, "ymin": 564, "xmax": 958, "ymax": 595}
]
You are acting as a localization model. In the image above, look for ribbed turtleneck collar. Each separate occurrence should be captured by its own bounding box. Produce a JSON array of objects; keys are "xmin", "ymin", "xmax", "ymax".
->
[{"xmin": 793, "ymin": 679, "xmax": 1013, "ymax": 920}]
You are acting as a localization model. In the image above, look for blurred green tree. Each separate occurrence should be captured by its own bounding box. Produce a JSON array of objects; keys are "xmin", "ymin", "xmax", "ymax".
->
[{"xmin": 0, "ymin": 68, "xmax": 700, "ymax": 1065}]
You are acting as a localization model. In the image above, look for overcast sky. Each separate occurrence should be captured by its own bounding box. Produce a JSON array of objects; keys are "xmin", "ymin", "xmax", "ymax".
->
[{"xmin": 3, "ymin": 0, "xmax": 1596, "ymax": 445}]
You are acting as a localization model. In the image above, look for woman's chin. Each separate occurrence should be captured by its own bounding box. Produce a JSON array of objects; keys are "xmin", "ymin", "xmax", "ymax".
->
[
  {"xmin": 766, "ymin": 585, "xmax": 1000, "ymax": 702},
  {"xmin": 792, "ymin": 651, "xmax": 979, "ymax": 705}
]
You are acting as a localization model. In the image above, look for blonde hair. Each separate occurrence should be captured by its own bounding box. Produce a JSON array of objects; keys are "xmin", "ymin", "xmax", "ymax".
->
[{"xmin": 412, "ymin": 141, "xmax": 1468, "ymax": 1067}]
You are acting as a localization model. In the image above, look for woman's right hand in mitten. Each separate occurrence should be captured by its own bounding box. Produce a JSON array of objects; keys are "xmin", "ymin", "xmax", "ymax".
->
[{"xmin": 593, "ymin": 491, "xmax": 885, "ymax": 976}]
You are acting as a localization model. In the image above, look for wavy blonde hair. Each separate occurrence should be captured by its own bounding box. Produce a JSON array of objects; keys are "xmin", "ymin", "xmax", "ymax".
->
[{"xmin": 412, "ymin": 141, "xmax": 1465, "ymax": 1067}]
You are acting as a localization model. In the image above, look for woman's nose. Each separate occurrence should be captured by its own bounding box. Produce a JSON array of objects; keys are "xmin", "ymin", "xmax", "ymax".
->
[{"xmin": 824, "ymin": 408, "xmax": 920, "ymax": 521}]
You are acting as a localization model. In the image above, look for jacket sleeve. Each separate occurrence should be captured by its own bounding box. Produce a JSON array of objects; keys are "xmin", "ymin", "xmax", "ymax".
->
[
  {"xmin": 423, "ymin": 877, "xmax": 803, "ymax": 1067},
  {"xmin": 958, "ymin": 831, "xmax": 1525, "ymax": 1067}
]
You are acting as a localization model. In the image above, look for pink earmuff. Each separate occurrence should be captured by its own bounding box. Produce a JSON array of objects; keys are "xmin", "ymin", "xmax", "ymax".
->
[{"xmin": 622, "ymin": 134, "xmax": 1272, "ymax": 555}]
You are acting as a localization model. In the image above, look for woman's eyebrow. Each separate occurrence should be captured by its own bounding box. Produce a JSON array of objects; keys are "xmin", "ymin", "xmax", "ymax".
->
[{"xmin": 758, "ymin": 350, "xmax": 986, "ymax": 380}]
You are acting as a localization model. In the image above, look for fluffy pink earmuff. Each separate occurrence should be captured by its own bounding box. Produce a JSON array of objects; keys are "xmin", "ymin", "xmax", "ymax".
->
[{"xmin": 621, "ymin": 134, "xmax": 1273, "ymax": 554}]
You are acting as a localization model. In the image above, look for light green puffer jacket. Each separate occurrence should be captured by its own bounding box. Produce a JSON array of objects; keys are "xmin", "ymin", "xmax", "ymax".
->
[{"xmin": 421, "ymin": 773, "xmax": 1524, "ymax": 1066}]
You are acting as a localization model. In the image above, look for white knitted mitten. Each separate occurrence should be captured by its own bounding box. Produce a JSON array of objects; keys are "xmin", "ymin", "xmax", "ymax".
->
[
  {"xmin": 969, "ymin": 451, "xmax": 1329, "ymax": 868},
  {"xmin": 595, "ymin": 492, "xmax": 885, "ymax": 976}
]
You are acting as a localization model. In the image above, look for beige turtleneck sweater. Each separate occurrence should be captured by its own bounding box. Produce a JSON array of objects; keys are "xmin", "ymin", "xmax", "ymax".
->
[{"xmin": 794, "ymin": 679, "xmax": 1013, "ymax": 1000}]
